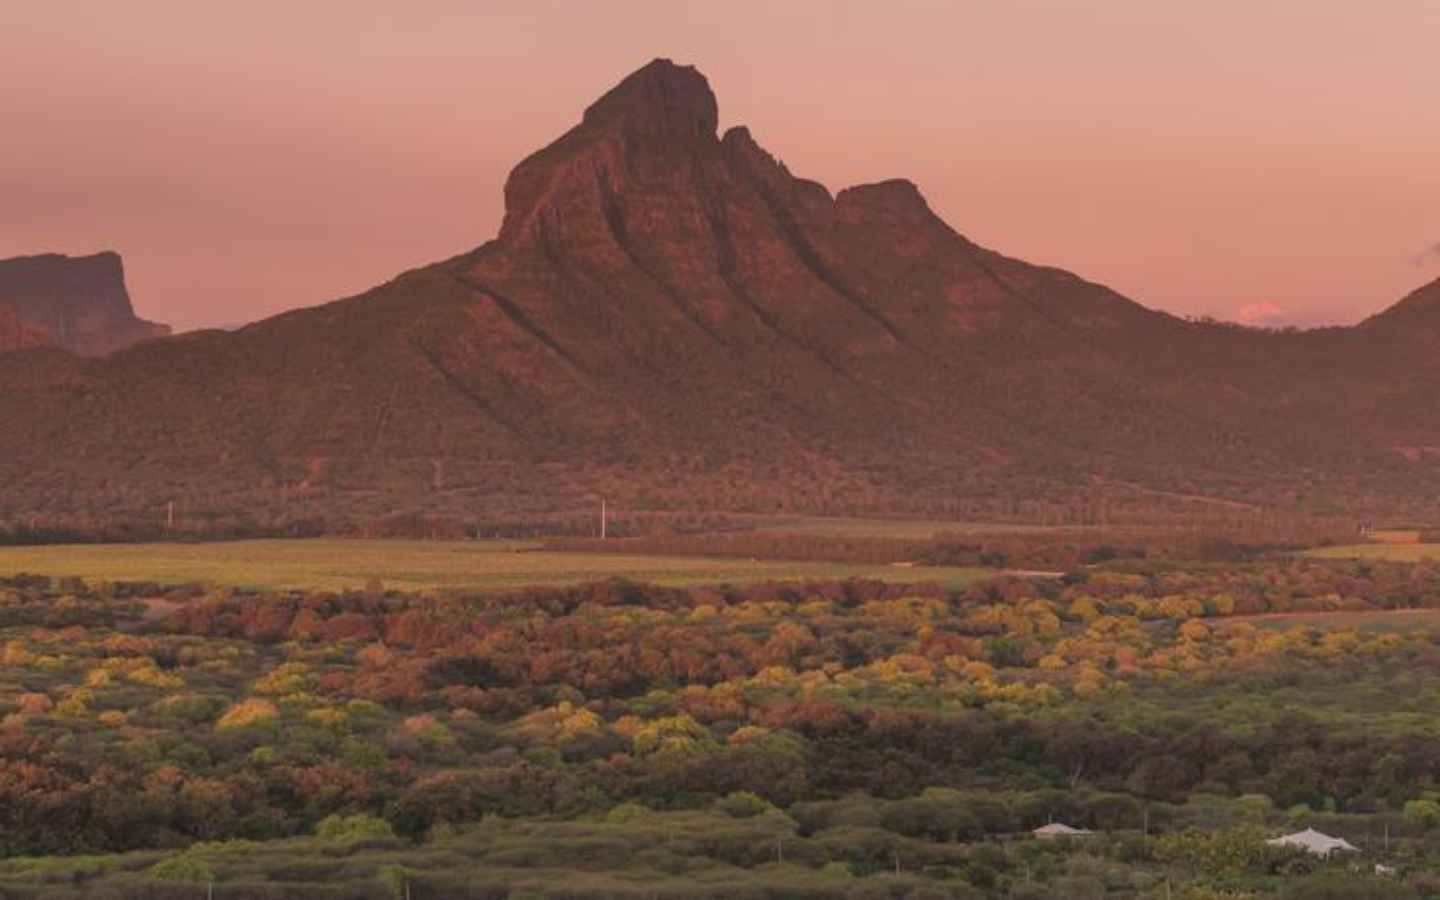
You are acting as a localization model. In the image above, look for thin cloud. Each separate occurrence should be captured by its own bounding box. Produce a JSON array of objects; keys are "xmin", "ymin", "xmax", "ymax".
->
[
  {"xmin": 1236, "ymin": 299, "xmax": 1286, "ymax": 327},
  {"xmin": 1413, "ymin": 242, "xmax": 1440, "ymax": 266}
]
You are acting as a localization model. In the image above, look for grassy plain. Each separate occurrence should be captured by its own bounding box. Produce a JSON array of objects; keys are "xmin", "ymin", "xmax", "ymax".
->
[
  {"xmin": 747, "ymin": 514, "xmax": 1084, "ymax": 539},
  {"xmin": 0, "ymin": 538, "xmax": 989, "ymax": 592},
  {"xmin": 1306, "ymin": 542, "xmax": 1440, "ymax": 562},
  {"xmin": 1227, "ymin": 608, "xmax": 1440, "ymax": 634}
]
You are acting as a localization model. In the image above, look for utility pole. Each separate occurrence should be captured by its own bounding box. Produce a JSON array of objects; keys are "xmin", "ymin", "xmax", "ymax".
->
[
  {"xmin": 166, "ymin": 500, "xmax": 175, "ymax": 535},
  {"xmin": 601, "ymin": 496, "xmax": 608, "ymax": 540}
]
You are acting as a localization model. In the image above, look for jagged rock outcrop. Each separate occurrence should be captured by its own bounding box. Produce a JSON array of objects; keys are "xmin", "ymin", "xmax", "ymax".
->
[{"xmin": 0, "ymin": 252, "xmax": 170, "ymax": 356}]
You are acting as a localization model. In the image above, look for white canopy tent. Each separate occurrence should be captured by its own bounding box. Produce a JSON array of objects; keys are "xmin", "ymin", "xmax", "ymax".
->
[
  {"xmin": 1265, "ymin": 828, "xmax": 1359, "ymax": 856},
  {"xmin": 1033, "ymin": 822, "xmax": 1094, "ymax": 838}
]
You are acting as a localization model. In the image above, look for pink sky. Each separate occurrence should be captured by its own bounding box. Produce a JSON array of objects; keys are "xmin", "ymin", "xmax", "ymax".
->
[{"xmin": 3, "ymin": 0, "xmax": 1437, "ymax": 331}]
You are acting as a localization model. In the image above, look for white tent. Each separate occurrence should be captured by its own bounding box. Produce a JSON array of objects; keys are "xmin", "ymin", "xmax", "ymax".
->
[
  {"xmin": 1265, "ymin": 828, "xmax": 1359, "ymax": 856},
  {"xmin": 1033, "ymin": 822, "xmax": 1094, "ymax": 838}
]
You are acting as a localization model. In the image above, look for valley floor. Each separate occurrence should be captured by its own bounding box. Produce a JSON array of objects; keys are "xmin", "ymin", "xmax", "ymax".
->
[{"xmin": 4, "ymin": 531, "xmax": 1440, "ymax": 898}]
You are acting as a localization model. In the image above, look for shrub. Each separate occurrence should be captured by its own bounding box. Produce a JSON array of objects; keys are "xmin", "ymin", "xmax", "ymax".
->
[
  {"xmin": 1276, "ymin": 872, "xmax": 1418, "ymax": 900},
  {"xmin": 149, "ymin": 854, "xmax": 214, "ymax": 883},
  {"xmin": 216, "ymin": 698, "xmax": 280, "ymax": 730},
  {"xmin": 718, "ymin": 791, "xmax": 775, "ymax": 819},
  {"xmin": 316, "ymin": 813, "xmax": 397, "ymax": 842}
]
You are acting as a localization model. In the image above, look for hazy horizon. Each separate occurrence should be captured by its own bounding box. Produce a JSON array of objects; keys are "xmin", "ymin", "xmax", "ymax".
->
[{"xmin": 3, "ymin": 0, "xmax": 1437, "ymax": 331}]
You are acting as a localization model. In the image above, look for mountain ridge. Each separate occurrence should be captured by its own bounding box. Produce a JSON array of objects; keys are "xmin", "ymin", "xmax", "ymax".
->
[{"xmin": 2, "ymin": 59, "xmax": 1438, "ymax": 529}]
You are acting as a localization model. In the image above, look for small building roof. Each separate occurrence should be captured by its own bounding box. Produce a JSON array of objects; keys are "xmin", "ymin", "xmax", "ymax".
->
[
  {"xmin": 1265, "ymin": 828, "xmax": 1359, "ymax": 856},
  {"xmin": 1033, "ymin": 822, "xmax": 1093, "ymax": 837}
]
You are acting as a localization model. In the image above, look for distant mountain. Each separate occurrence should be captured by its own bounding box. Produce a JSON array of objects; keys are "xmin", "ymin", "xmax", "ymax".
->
[
  {"xmin": 0, "ymin": 252, "xmax": 170, "ymax": 356},
  {"xmin": 2, "ymin": 60, "xmax": 1438, "ymax": 529},
  {"xmin": 1362, "ymin": 277, "xmax": 1440, "ymax": 334}
]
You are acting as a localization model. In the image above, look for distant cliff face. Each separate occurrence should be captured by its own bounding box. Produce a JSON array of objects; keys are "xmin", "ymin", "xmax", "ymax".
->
[{"xmin": 0, "ymin": 252, "xmax": 170, "ymax": 356}]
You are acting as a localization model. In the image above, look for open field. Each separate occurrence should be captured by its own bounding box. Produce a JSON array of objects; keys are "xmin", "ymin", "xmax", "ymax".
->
[
  {"xmin": 0, "ymin": 538, "xmax": 990, "ymax": 592},
  {"xmin": 1307, "ymin": 542, "xmax": 1440, "ymax": 562},
  {"xmin": 1224, "ymin": 608, "xmax": 1440, "ymax": 634},
  {"xmin": 745, "ymin": 515, "xmax": 1100, "ymax": 539}
]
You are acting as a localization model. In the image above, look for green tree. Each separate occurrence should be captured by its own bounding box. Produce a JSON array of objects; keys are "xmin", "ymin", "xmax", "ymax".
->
[{"xmin": 315, "ymin": 813, "xmax": 396, "ymax": 842}]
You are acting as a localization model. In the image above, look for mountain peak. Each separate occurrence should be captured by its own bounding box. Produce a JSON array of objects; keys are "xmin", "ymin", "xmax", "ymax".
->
[
  {"xmin": 581, "ymin": 58, "xmax": 717, "ymax": 140},
  {"xmin": 499, "ymin": 59, "xmax": 720, "ymax": 244},
  {"xmin": 836, "ymin": 179, "xmax": 935, "ymax": 224},
  {"xmin": 13, "ymin": 59, "xmax": 1440, "ymax": 524}
]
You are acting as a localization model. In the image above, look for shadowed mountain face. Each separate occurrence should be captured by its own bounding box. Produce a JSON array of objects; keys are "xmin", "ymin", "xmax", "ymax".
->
[
  {"xmin": 0, "ymin": 252, "xmax": 170, "ymax": 357},
  {"xmin": 2, "ymin": 59, "xmax": 1439, "ymax": 526}
]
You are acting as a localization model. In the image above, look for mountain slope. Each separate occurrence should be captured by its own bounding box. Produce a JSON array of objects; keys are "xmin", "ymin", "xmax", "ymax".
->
[
  {"xmin": 1362, "ymin": 277, "xmax": 1440, "ymax": 336},
  {"xmin": 0, "ymin": 306, "xmax": 48, "ymax": 351},
  {"xmin": 1, "ymin": 60, "xmax": 1438, "ymax": 528},
  {"xmin": 0, "ymin": 252, "xmax": 170, "ymax": 356}
]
